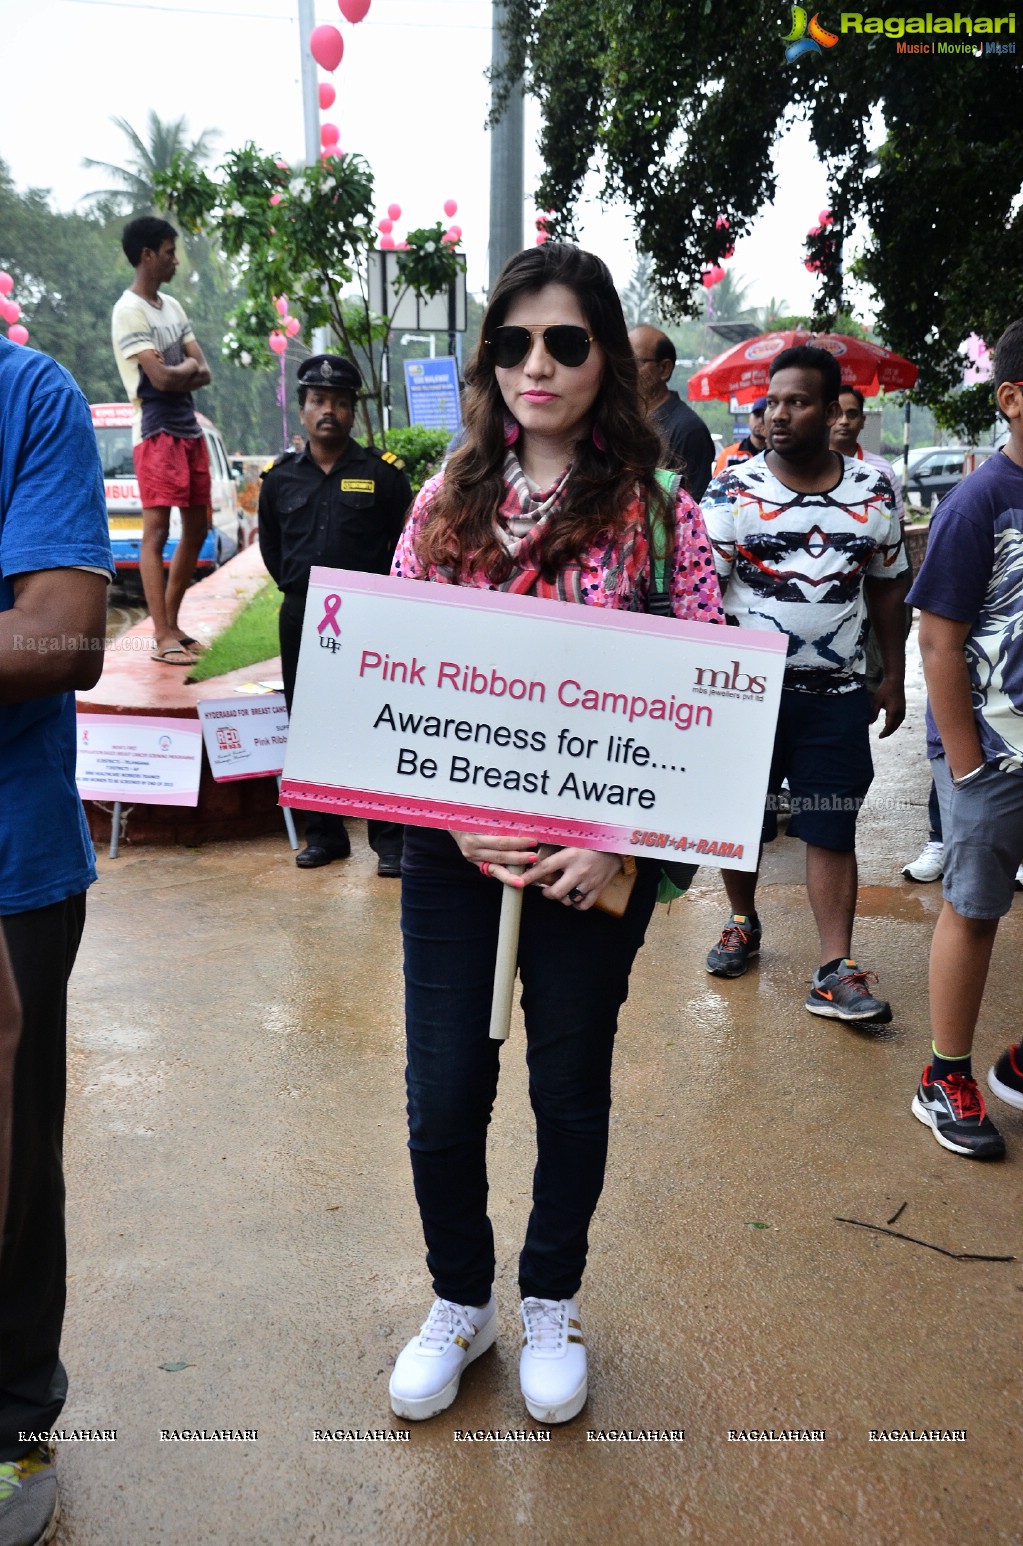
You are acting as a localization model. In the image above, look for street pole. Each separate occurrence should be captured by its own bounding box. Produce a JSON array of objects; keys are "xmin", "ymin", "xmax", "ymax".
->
[
  {"xmin": 297, "ymin": 0, "xmax": 320, "ymax": 169},
  {"xmin": 489, "ymin": 0, "xmax": 524, "ymax": 292},
  {"xmin": 298, "ymin": 0, "xmax": 332, "ymax": 353}
]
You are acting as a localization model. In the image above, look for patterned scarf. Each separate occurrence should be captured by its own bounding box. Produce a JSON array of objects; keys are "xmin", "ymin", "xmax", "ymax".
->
[{"xmin": 492, "ymin": 449, "xmax": 646, "ymax": 604}]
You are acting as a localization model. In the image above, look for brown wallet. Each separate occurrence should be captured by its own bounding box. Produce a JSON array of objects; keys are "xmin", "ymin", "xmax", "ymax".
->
[{"xmin": 536, "ymin": 846, "xmax": 637, "ymax": 917}]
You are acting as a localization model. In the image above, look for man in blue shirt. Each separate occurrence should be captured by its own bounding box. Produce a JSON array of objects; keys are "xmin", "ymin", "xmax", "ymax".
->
[
  {"xmin": 907, "ymin": 319, "xmax": 1023, "ymax": 1161},
  {"xmin": 0, "ymin": 335, "xmax": 112, "ymax": 1544}
]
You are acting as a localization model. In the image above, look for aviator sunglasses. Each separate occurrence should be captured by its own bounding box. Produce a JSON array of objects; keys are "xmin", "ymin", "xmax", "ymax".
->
[{"xmin": 486, "ymin": 324, "xmax": 594, "ymax": 369}]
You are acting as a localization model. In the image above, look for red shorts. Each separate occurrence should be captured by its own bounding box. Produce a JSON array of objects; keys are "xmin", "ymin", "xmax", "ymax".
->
[{"xmin": 134, "ymin": 432, "xmax": 211, "ymax": 509}]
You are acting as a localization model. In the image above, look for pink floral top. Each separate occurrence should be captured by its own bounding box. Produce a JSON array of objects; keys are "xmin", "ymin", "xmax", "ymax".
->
[{"xmin": 391, "ymin": 473, "xmax": 725, "ymax": 623}]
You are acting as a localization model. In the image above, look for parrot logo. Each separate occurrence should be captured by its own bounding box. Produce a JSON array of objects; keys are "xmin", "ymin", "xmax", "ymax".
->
[{"xmin": 783, "ymin": 6, "xmax": 839, "ymax": 60}]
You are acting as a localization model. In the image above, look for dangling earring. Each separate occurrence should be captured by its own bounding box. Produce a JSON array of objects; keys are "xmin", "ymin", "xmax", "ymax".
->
[
  {"xmin": 592, "ymin": 424, "xmax": 607, "ymax": 452},
  {"xmin": 503, "ymin": 413, "xmax": 521, "ymax": 447}
]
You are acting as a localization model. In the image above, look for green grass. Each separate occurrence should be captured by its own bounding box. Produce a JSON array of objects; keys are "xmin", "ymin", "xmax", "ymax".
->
[{"xmin": 188, "ymin": 581, "xmax": 282, "ymax": 682}]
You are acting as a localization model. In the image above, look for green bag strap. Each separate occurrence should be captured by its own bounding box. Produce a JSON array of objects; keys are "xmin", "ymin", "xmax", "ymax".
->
[
  {"xmin": 648, "ymin": 468, "xmax": 682, "ymax": 615},
  {"xmin": 647, "ymin": 469, "xmax": 699, "ymax": 907}
]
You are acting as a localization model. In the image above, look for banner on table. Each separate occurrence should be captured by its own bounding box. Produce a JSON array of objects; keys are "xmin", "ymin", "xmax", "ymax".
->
[
  {"xmin": 280, "ymin": 570, "xmax": 788, "ymax": 871},
  {"xmin": 75, "ymin": 713, "xmax": 203, "ymax": 806}
]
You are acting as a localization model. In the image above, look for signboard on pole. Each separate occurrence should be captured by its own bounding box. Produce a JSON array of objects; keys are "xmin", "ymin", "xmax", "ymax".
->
[
  {"xmin": 280, "ymin": 570, "xmax": 787, "ymax": 871},
  {"xmin": 75, "ymin": 713, "xmax": 203, "ymax": 806},
  {"xmin": 403, "ymin": 357, "xmax": 461, "ymax": 432},
  {"xmin": 366, "ymin": 250, "xmax": 467, "ymax": 333},
  {"xmin": 197, "ymin": 695, "xmax": 290, "ymax": 781}
]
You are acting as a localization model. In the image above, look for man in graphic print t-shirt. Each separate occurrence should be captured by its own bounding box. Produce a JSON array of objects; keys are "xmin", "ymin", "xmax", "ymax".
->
[
  {"xmin": 700, "ymin": 344, "xmax": 909, "ymax": 1021},
  {"xmin": 111, "ymin": 215, "xmax": 212, "ymax": 666}
]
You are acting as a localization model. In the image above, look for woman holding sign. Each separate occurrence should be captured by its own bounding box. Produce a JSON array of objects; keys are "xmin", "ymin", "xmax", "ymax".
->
[{"xmin": 388, "ymin": 244, "xmax": 723, "ymax": 1425}]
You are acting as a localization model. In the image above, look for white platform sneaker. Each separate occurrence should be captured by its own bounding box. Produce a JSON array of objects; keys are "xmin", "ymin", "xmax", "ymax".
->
[
  {"xmin": 389, "ymin": 1296, "xmax": 497, "ymax": 1420},
  {"xmin": 519, "ymin": 1296, "xmax": 588, "ymax": 1424},
  {"xmin": 902, "ymin": 840, "xmax": 944, "ymax": 883}
]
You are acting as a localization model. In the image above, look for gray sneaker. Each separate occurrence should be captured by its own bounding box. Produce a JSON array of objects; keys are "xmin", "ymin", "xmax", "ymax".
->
[
  {"xmin": 0, "ymin": 1444, "xmax": 58, "ymax": 1546},
  {"xmin": 805, "ymin": 960, "xmax": 892, "ymax": 1023}
]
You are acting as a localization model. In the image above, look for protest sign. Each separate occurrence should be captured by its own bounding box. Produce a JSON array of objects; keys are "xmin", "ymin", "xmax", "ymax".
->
[
  {"xmin": 280, "ymin": 570, "xmax": 787, "ymax": 872},
  {"xmin": 75, "ymin": 713, "xmax": 203, "ymax": 806},
  {"xmin": 198, "ymin": 695, "xmax": 289, "ymax": 781}
]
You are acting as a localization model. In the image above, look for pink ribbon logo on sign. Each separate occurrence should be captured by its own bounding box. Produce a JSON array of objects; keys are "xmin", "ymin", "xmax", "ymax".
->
[{"xmin": 318, "ymin": 594, "xmax": 342, "ymax": 636}]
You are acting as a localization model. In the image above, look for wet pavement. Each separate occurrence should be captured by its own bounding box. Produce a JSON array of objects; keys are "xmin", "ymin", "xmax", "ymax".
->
[{"xmin": 55, "ymin": 636, "xmax": 1023, "ymax": 1545}]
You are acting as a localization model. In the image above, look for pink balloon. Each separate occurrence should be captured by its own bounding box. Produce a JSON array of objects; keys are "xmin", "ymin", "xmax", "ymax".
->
[
  {"xmin": 701, "ymin": 267, "xmax": 725, "ymax": 288},
  {"xmin": 318, "ymin": 83, "xmax": 336, "ymax": 110},
  {"xmin": 8, "ymin": 325, "xmax": 29, "ymax": 345},
  {"xmin": 535, "ymin": 233, "xmax": 548, "ymax": 246},
  {"xmin": 269, "ymin": 193, "xmax": 282, "ymax": 207},
  {"xmin": 321, "ymin": 122, "xmax": 340, "ymax": 146},
  {"xmin": 387, "ymin": 202, "xmax": 401, "ymax": 221},
  {"xmin": 0, "ymin": 272, "xmax": 12, "ymax": 296},
  {"xmin": 285, "ymin": 316, "xmax": 301, "ymax": 337},
  {"xmin": 268, "ymin": 332, "xmax": 288, "ymax": 355},
  {"xmin": 0, "ymin": 301, "xmax": 12, "ymax": 324},
  {"xmin": 338, "ymin": 0, "xmax": 371, "ymax": 19},
  {"xmin": 377, "ymin": 218, "xmax": 392, "ymax": 234},
  {"xmin": 274, "ymin": 296, "xmax": 289, "ymax": 316},
  {"xmin": 396, "ymin": 242, "xmax": 410, "ymax": 251},
  {"xmin": 449, "ymin": 225, "xmax": 461, "ymax": 239},
  {"xmin": 320, "ymin": 145, "xmax": 341, "ymax": 160},
  {"xmin": 379, "ymin": 234, "xmax": 395, "ymax": 249},
  {"xmin": 310, "ymin": 24, "xmax": 343, "ymax": 71},
  {"xmin": 722, "ymin": 245, "xmax": 735, "ymax": 259},
  {"xmin": 535, "ymin": 214, "xmax": 548, "ymax": 229},
  {"xmin": 443, "ymin": 198, "xmax": 458, "ymax": 218},
  {"xmin": 715, "ymin": 214, "xmax": 730, "ymax": 229},
  {"xmin": 4, "ymin": 301, "xmax": 21, "ymax": 324},
  {"xmin": 819, "ymin": 208, "xmax": 832, "ymax": 225},
  {"xmin": 441, "ymin": 232, "xmax": 457, "ymax": 246},
  {"xmin": 275, "ymin": 159, "xmax": 290, "ymax": 170}
]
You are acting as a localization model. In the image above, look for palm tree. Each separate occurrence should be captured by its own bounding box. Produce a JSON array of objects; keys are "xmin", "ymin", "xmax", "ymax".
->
[{"xmin": 81, "ymin": 111, "xmax": 219, "ymax": 211}]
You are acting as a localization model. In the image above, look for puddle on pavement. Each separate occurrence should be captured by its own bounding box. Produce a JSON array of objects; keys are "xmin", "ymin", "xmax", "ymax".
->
[{"xmin": 855, "ymin": 884, "xmax": 942, "ymax": 922}]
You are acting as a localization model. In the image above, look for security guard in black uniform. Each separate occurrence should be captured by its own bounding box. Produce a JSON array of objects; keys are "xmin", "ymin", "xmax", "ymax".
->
[{"xmin": 259, "ymin": 354, "xmax": 413, "ymax": 873}]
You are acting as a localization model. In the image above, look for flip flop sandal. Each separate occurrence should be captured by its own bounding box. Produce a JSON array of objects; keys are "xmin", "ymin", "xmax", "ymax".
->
[
  {"xmin": 152, "ymin": 644, "xmax": 196, "ymax": 666},
  {"xmin": 178, "ymin": 635, "xmax": 208, "ymax": 653}
]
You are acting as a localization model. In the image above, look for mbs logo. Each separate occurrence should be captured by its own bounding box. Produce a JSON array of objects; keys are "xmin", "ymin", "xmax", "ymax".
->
[{"xmin": 783, "ymin": 5, "xmax": 839, "ymax": 60}]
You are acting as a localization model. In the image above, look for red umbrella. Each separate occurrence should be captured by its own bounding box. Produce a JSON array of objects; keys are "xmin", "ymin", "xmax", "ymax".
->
[{"xmin": 687, "ymin": 328, "xmax": 918, "ymax": 405}]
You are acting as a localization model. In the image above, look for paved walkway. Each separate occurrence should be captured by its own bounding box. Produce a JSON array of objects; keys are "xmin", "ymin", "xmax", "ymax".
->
[{"xmin": 54, "ymin": 637, "xmax": 1023, "ymax": 1545}]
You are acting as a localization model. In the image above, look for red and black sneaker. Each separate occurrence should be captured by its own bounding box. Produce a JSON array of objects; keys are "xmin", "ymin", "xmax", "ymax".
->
[
  {"xmin": 706, "ymin": 915, "xmax": 761, "ymax": 978},
  {"xmin": 911, "ymin": 1065, "xmax": 1006, "ymax": 1159},
  {"xmin": 987, "ymin": 1045, "xmax": 1023, "ymax": 1111}
]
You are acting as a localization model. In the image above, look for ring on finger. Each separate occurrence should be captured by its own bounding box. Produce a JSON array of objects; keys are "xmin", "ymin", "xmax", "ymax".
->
[
  {"xmin": 480, "ymin": 861, "xmax": 492, "ymax": 878},
  {"xmin": 567, "ymin": 886, "xmax": 585, "ymax": 904}
]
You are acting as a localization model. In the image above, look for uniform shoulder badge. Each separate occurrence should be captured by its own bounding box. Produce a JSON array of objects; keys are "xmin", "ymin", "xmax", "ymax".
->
[
  {"xmin": 261, "ymin": 448, "xmax": 297, "ymax": 478},
  {"xmin": 370, "ymin": 445, "xmax": 406, "ymax": 470}
]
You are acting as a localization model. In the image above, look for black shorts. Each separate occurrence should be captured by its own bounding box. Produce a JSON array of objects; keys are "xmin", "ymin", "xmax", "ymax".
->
[{"xmin": 762, "ymin": 686, "xmax": 874, "ymax": 852}]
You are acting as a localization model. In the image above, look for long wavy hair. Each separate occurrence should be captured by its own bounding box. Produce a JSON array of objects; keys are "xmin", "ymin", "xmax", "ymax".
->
[{"xmin": 414, "ymin": 243, "xmax": 671, "ymax": 583}]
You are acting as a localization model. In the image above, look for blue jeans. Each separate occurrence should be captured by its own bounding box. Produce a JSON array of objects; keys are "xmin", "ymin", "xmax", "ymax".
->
[{"xmin": 400, "ymin": 828, "xmax": 659, "ymax": 1305}]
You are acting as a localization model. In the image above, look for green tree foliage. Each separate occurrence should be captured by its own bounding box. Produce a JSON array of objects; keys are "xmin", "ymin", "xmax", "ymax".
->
[
  {"xmin": 382, "ymin": 426, "xmax": 451, "ymax": 491},
  {"xmin": 499, "ymin": 1, "xmax": 1023, "ymax": 437},
  {"xmin": 82, "ymin": 112, "xmax": 220, "ymax": 212},
  {"xmin": 154, "ymin": 144, "xmax": 465, "ymax": 447},
  {"xmin": 0, "ymin": 160, "xmax": 124, "ymax": 401}
]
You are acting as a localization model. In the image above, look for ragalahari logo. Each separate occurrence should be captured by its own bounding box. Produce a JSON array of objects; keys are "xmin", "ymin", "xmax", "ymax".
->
[{"xmin": 783, "ymin": 6, "xmax": 839, "ymax": 60}]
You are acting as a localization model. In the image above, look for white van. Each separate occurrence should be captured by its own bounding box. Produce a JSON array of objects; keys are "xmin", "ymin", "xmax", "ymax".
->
[{"xmin": 90, "ymin": 403, "xmax": 255, "ymax": 576}]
